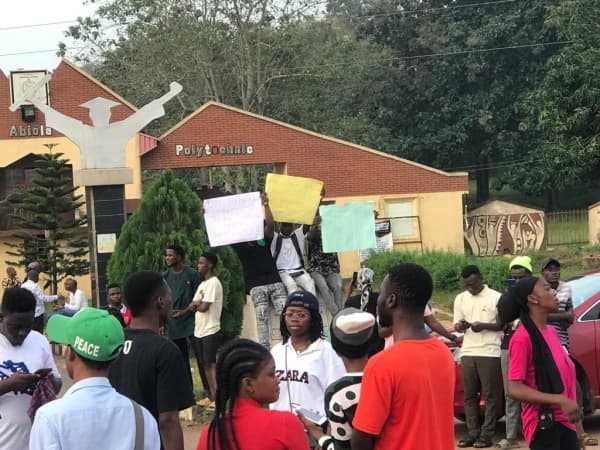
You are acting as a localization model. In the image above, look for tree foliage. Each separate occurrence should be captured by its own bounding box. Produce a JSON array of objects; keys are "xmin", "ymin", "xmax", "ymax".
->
[
  {"xmin": 4, "ymin": 150, "xmax": 88, "ymax": 294},
  {"xmin": 107, "ymin": 169, "xmax": 245, "ymax": 337}
]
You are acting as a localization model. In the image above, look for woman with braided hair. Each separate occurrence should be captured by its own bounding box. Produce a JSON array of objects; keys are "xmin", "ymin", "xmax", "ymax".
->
[
  {"xmin": 196, "ymin": 338, "xmax": 308, "ymax": 450},
  {"xmin": 498, "ymin": 277, "xmax": 582, "ymax": 450}
]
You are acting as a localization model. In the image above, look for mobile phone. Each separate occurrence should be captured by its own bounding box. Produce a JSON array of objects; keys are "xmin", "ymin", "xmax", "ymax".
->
[
  {"xmin": 297, "ymin": 407, "xmax": 327, "ymax": 426},
  {"xmin": 507, "ymin": 278, "xmax": 517, "ymax": 288},
  {"xmin": 35, "ymin": 368, "xmax": 52, "ymax": 378},
  {"xmin": 351, "ymin": 272, "xmax": 358, "ymax": 285}
]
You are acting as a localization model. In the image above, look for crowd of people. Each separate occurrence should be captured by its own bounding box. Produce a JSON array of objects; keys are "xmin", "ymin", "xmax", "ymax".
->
[{"xmin": 0, "ymin": 195, "xmax": 595, "ymax": 450}]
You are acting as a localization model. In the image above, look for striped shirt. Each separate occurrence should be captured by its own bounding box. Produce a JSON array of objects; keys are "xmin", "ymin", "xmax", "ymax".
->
[{"xmin": 550, "ymin": 281, "xmax": 573, "ymax": 350}]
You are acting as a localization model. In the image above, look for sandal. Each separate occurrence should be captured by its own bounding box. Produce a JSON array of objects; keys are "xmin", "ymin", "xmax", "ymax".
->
[
  {"xmin": 495, "ymin": 439, "xmax": 519, "ymax": 449},
  {"xmin": 474, "ymin": 439, "xmax": 493, "ymax": 448},
  {"xmin": 583, "ymin": 434, "xmax": 599, "ymax": 446},
  {"xmin": 458, "ymin": 438, "xmax": 477, "ymax": 448}
]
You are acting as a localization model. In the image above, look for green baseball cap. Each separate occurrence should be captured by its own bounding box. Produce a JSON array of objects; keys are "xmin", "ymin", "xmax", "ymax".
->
[
  {"xmin": 47, "ymin": 308, "xmax": 125, "ymax": 362},
  {"xmin": 509, "ymin": 255, "xmax": 533, "ymax": 273}
]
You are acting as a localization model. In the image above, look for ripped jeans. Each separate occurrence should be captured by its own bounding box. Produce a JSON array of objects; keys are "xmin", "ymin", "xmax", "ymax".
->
[{"xmin": 250, "ymin": 282, "xmax": 288, "ymax": 348}]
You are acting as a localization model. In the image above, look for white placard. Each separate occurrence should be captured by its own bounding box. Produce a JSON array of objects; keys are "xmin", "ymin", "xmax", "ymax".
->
[{"xmin": 204, "ymin": 192, "xmax": 264, "ymax": 247}]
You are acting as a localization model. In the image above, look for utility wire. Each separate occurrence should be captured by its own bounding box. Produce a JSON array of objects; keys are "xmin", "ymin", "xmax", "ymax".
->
[
  {"xmin": 0, "ymin": 20, "xmax": 78, "ymax": 32},
  {"xmin": 0, "ymin": 0, "xmax": 518, "ymax": 33}
]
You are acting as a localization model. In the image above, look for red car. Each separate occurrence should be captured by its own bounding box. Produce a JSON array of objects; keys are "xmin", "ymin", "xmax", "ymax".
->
[{"xmin": 453, "ymin": 273, "xmax": 600, "ymax": 421}]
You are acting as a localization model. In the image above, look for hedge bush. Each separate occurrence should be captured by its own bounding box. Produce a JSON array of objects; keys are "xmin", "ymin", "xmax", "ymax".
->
[{"xmin": 364, "ymin": 250, "xmax": 510, "ymax": 292}]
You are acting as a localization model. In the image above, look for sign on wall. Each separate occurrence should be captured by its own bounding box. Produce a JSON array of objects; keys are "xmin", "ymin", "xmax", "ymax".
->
[
  {"xmin": 175, "ymin": 143, "xmax": 254, "ymax": 157},
  {"xmin": 10, "ymin": 70, "xmax": 49, "ymax": 106}
]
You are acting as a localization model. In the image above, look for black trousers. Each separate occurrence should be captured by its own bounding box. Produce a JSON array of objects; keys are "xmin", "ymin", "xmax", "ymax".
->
[
  {"xmin": 173, "ymin": 336, "xmax": 209, "ymax": 397},
  {"xmin": 530, "ymin": 422, "xmax": 579, "ymax": 450}
]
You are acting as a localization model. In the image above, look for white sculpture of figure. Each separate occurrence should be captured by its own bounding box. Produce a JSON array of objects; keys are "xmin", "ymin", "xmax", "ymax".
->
[{"xmin": 10, "ymin": 74, "xmax": 182, "ymax": 170}]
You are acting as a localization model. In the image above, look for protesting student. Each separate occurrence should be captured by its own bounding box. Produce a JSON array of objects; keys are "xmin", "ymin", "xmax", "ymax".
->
[
  {"xmin": 299, "ymin": 307, "xmax": 374, "ymax": 450},
  {"xmin": 351, "ymin": 263, "xmax": 455, "ymax": 450},
  {"xmin": 108, "ymin": 271, "xmax": 195, "ymax": 450},
  {"xmin": 0, "ymin": 288, "xmax": 62, "ymax": 450},
  {"xmin": 498, "ymin": 277, "xmax": 582, "ymax": 450},
  {"xmin": 196, "ymin": 339, "xmax": 309, "ymax": 450},
  {"xmin": 29, "ymin": 308, "xmax": 159, "ymax": 450},
  {"xmin": 272, "ymin": 222, "xmax": 316, "ymax": 295},
  {"xmin": 270, "ymin": 291, "xmax": 345, "ymax": 419}
]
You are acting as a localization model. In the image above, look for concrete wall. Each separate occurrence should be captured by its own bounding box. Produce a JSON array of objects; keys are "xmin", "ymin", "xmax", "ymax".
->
[
  {"xmin": 589, "ymin": 202, "xmax": 600, "ymax": 245},
  {"xmin": 331, "ymin": 191, "xmax": 465, "ymax": 278}
]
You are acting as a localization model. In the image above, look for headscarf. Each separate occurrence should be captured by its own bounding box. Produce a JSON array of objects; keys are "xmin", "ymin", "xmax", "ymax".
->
[
  {"xmin": 497, "ymin": 277, "xmax": 564, "ymax": 394},
  {"xmin": 356, "ymin": 268, "xmax": 374, "ymax": 311}
]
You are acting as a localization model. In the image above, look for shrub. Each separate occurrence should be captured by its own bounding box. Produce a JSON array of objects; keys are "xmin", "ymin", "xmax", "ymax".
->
[{"xmin": 364, "ymin": 250, "xmax": 510, "ymax": 292}]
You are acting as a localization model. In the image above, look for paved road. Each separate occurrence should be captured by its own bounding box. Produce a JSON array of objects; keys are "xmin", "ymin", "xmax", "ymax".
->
[{"xmin": 54, "ymin": 354, "xmax": 600, "ymax": 449}]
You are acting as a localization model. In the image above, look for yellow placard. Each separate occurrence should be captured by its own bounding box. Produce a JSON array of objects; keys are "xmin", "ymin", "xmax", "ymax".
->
[{"xmin": 265, "ymin": 173, "xmax": 323, "ymax": 224}]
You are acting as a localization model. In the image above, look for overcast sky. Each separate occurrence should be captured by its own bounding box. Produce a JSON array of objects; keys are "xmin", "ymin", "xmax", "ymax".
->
[{"xmin": 0, "ymin": 0, "xmax": 99, "ymax": 75}]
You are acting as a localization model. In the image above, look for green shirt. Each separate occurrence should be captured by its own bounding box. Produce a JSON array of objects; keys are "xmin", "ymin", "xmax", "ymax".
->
[{"xmin": 164, "ymin": 266, "xmax": 202, "ymax": 339}]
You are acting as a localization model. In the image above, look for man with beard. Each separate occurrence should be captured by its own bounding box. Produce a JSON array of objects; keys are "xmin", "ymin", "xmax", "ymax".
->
[
  {"xmin": 108, "ymin": 271, "xmax": 194, "ymax": 450},
  {"xmin": 351, "ymin": 263, "xmax": 455, "ymax": 450},
  {"xmin": 0, "ymin": 288, "xmax": 61, "ymax": 450}
]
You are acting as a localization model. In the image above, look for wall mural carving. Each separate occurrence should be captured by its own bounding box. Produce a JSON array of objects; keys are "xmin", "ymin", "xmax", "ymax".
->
[{"xmin": 464, "ymin": 213, "xmax": 546, "ymax": 256}]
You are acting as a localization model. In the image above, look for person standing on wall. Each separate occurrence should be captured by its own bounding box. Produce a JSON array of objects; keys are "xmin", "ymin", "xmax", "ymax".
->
[
  {"xmin": 231, "ymin": 193, "xmax": 288, "ymax": 348},
  {"xmin": 164, "ymin": 244, "xmax": 203, "ymax": 391},
  {"xmin": 272, "ymin": 222, "xmax": 316, "ymax": 295},
  {"xmin": 454, "ymin": 265, "xmax": 503, "ymax": 449},
  {"xmin": 108, "ymin": 271, "xmax": 195, "ymax": 450},
  {"xmin": 21, "ymin": 269, "xmax": 59, "ymax": 334},
  {"xmin": 307, "ymin": 214, "xmax": 343, "ymax": 315}
]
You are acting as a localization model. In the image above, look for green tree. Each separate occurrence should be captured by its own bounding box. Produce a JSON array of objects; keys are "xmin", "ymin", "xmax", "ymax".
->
[
  {"xmin": 107, "ymin": 169, "xmax": 245, "ymax": 337},
  {"xmin": 5, "ymin": 151, "xmax": 88, "ymax": 294},
  {"xmin": 511, "ymin": 0, "xmax": 600, "ymax": 208}
]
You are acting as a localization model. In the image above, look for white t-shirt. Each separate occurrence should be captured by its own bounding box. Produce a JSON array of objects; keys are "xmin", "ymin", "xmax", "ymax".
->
[
  {"xmin": 453, "ymin": 285, "xmax": 502, "ymax": 358},
  {"xmin": 0, "ymin": 331, "xmax": 61, "ymax": 450},
  {"xmin": 270, "ymin": 338, "xmax": 345, "ymax": 416},
  {"xmin": 65, "ymin": 289, "xmax": 88, "ymax": 311},
  {"xmin": 271, "ymin": 228, "xmax": 306, "ymax": 273},
  {"xmin": 193, "ymin": 277, "xmax": 223, "ymax": 338}
]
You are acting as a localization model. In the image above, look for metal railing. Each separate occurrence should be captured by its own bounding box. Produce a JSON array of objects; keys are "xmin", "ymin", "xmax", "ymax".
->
[{"xmin": 546, "ymin": 209, "xmax": 589, "ymax": 246}]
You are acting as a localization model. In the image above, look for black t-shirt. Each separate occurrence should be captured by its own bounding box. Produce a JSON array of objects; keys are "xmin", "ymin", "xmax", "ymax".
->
[
  {"xmin": 231, "ymin": 238, "xmax": 281, "ymax": 292},
  {"xmin": 346, "ymin": 293, "xmax": 385, "ymax": 357},
  {"xmin": 108, "ymin": 328, "xmax": 195, "ymax": 420}
]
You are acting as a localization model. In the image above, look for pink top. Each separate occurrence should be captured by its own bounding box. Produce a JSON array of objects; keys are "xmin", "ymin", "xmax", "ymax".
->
[{"xmin": 508, "ymin": 325, "xmax": 576, "ymax": 444}]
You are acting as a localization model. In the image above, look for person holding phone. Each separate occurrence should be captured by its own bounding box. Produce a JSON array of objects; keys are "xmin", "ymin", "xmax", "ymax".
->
[
  {"xmin": 498, "ymin": 277, "xmax": 581, "ymax": 450},
  {"xmin": 196, "ymin": 339, "xmax": 309, "ymax": 450},
  {"xmin": 270, "ymin": 292, "xmax": 345, "ymax": 421},
  {"xmin": 0, "ymin": 287, "xmax": 61, "ymax": 450}
]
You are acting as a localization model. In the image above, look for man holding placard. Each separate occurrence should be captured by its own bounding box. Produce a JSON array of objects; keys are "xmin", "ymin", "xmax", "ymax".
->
[
  {"xmin": 271, "ymin": 222, "xmax": 316, "ymax": 296},
  {"xmin": 231, "ymin": 194, "xmax": 288, "ymax": 348}
]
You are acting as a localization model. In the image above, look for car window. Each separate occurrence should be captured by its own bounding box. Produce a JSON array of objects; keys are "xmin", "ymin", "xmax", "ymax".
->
[
  {"xmin": 581, "ymin": 301, "xmax": 600, "ymax": 322},
  {"xmin": 568, "ymin": 274, "xmax": 600, "ymax": 309}
]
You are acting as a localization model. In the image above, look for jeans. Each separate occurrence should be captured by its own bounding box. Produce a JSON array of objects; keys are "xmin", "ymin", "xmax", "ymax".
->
[
  {"xmin": 501, "ymin": 349, "xmax": 522, "ymax": 441},
  {"xmin": 279, "ymin": 270, "xmax": 316, "ymax": 295},
  {"xmin": 250, "ymin": 282, "xmax": 288, "ymax": 348},
  {"xmin": 462, "ymin": 355, "xmax": 502, "ymax": 441},
  {"xmin": 310, "ymin": 271, "xmax": 343, "ymax": 315}
]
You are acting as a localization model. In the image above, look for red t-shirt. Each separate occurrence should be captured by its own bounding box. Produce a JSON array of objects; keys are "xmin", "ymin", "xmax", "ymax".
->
[
  {"xmin": 353, "ymin": 338, "xmax": 455, "ymax": 450},
  {"xmin": 508, "ymin": 325, "xmax": 576, "ymax": 444},
  {"xmin": 196, "ymin": 398, "xmax": 309, "ymax": 450}
]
